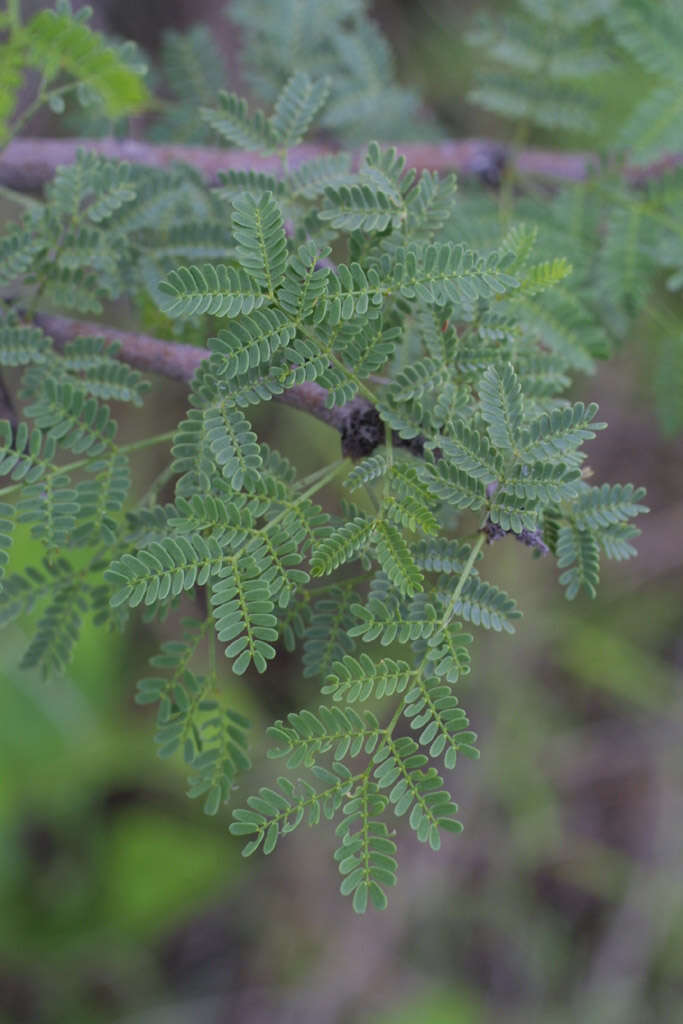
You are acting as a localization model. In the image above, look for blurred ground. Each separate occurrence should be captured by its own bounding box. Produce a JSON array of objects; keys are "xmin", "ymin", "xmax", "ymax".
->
[{"xmin": 0, "ymin": 3, "xmax": 681, "ymax": 1023}]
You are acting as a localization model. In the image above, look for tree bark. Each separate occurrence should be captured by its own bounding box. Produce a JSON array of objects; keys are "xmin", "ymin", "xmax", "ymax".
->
[{"xmin": 3, "ymin": 136, "xmax": 680, "ymax": 193}]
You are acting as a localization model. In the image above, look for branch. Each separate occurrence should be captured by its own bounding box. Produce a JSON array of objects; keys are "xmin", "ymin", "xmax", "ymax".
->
[
  {"xmin": 36, "ymin": 313, "xmax": 206, "ymax": 382},
  {"xmin": 2, "ymin": 136, "xmax": 681, "ymax": 192},
  {"xmin": 34, "ymin": 313, "xmax": 376, "ymax": 456},
  {"xmin": 34, "ymin": 314, "xmax": 544, "ymax": 552},
  {"xmin": 0, "ymin": 372, "xmax": 17, "ymax": 439}
]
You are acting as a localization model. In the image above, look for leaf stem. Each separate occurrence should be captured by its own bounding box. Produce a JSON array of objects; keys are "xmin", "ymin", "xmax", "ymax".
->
[
  {"xmin": 261, "ymin": 458, "xmax": 347, "ymax": 536},
  {"xmin": 295, "ymin": 457, "xmax": 345, "ymax": 491},
  {"xmin": 7, "ymin": 0, "xmax": 21, "ymax": 35},
  {"xmin": 439, "ymin": 531, "xmax": 486, "ymax": 629},
  {"xmin": 381, "ymin": 530, "xmax": 486, "ymax": 740},
  {"xmin": 0, "ymin": 183, "xmax": 42, "ymax": 210},
  {"xmin": 5, "ymin": 81, "xmax": 81, "ymax": 149},
  {"xmin": 0, "ymin": 429, "xmax": 175, "ymax": 498}
]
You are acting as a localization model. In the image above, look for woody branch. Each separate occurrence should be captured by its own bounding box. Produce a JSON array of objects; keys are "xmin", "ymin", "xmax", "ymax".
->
[{"xmin": 1, "ymin": 136, "xmax": 681, "ymax": 192}]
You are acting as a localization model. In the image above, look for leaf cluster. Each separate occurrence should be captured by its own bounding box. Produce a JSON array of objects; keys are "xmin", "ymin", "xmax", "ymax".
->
[
  {"xmin": 466, "ymin": 0, "xmax": 683, "ymax": 434},
  {"xmin": 0, "ymin": 0, "xmax": 652, "ymax": 913}
]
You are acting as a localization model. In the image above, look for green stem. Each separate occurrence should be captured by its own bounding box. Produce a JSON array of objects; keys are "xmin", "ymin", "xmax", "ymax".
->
[
  {"xmin": 136, "ymin": 459, "xmax": 177, "ymax": 509},
  {"xmin": 5, "ymin": 73, "xmax": 48, "ymax": 144},
  {"xmin": 362, "ymin": 480, "xmax": 380, "ymax": 514},
  {"xmin": 121, "ymin": 431, "xmax": 175, "ymax": 455},
  {"xmin": 7, "ymin": 0, "xmax": 21, "ymax": 35},
  {"xmin": 0, "ymin": 430, "xmax": 175, "ymax": 498},
  {"xmin": 382, "ymin": 425, "xmax": 393, "ymax": 505},
  {"xmin": 308, "ymin": 573, "xmax": 367, "ymax": 594},
  {"xmin": 382, "ymin": 531, "xmax": 486, "ymax": 740},
  {"xmin": 261, "ymin": 458, "xmax": 346, "ymax": 536},
  {"xmin": 585, "ymin": 179, "xmax": 683, "ymax": 244},
  {"xmin": 295, "ymin": 457, "xmax": 345, "ymax": 492},
  {"xmin": 295, "ymin": 459, "xmax": 346, "ymax": 502},
  {"xmin": 3, "ymin": 80, "xmax": 80, "ymax": 152},
  {"xmin": 645, "ymin": 301, "xmax": 683, "ymax": 335},
  {"xmin": 296, "ymin": 320, "xmax": 378, "ymax": 405},
  {"xmin": 0, "ymin": 183, "xmax": 42, "ymax": 211},
  {"xmin": 439, "ymin": 531, "xmax": 486, "ymax": 629},
  {"xmin": 498, "ymin": 119, "xmax": 529, "ymax": 224},
  {"xmin": 208, "ymin": 620, "xmax": 216, "ymax": 681}
]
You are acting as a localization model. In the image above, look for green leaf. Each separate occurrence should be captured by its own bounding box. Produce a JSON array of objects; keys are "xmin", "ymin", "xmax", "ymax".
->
[
  {"xmin": 480, "ymin": 363, "xmax": 524, "ymax": 451},
  {"xmin": 24, "ymin": 9, "xmax": 149, "ymax": 116},
  {"xmin": 266, "ymin": 705, "xmax": 380, "ymax": 767},
  {"xmin": 208, "ymin": 309, "xmax": 296, "ymax": 378},
  {"xmin": 0, "ymin": 224, "xmax": 46, "ymax": 285},
  {"xmin": 105, "ymin": 533, "xmax": 226, "ymax": 608},
  {"xmin": 232, "ymin": 191, "xmax": 288, "ymax": 296},
  {"xmin": 157, "ymin": 264, "xmax": 266, "ymax": 318},
  {"xmin": 310, "ymin": 518, "xmax": 374, "ymax": 577},
  {"xmin": 573, "ymin": 483, "xmax": 648, "ymax": 531},
  {"xmin": 336, "ymin": 781, "xmax": 396, "ymax": 912},
  {"xmin": 403, "ymin": 676, "xmax": 474, "ymax": 770},
  {"xmin": 20, "ymin": 580, "xmax": 88, "ymax": 678},
  {"xmin": 201, "ymin": 90, "xmax": 277, "ymax": 151},
  {"xmin": 269, "ymin": 72, "xmax": 330, "ymax": 148},
  {"xmin": 211, "ymin": 552, "xmax": 278, "ymax": 674},
  {"xmin": 303, "ymin": 585, "xmax": 356, "ymax": 679},
  {"xmin": 449, "ymin": 576, "xmax": 521, "ymax": 634},
  {"xmin": 319, "ymin": 182, "xmax": 404, "ymax": 232},
  {"xmin": 556, "ymin": 525, "xmax": 600, "ymax": 600},
  {"xmin": 322, "ymin": 653, "xmax": 412, "ymax": 703},
  {"xmin": 24, "ymin": 380, "xmax": 116, "ymax": 456},
  {"xmin": 438, "ymin": 420, "xmax": 501, "ymax": 482},
  {"xmin": 0, "ymin": 324, "xmax": 51, "ymax": 367},
  {"xmin": 373, "ymin": 520, "xmax": 423, "ymax": 597},
  {"xmin": 519, "ymin": 401, "xmax": 605, "ymax": 460}
]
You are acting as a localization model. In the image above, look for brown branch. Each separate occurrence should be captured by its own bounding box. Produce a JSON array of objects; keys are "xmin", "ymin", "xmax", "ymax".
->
[
  {"xmin": 33, "ymin": 314, "xmax": 545, "ymax": 556},
  {"xmin": 36, "ymin": 313, "xmax": 206, "ymax": 382},
  {"xmin": 0, "ymin": 372, "xmax": 18, "ymax": 439},
  {"xmin": 34, "ymin": 313, "xmax": 378, "ymax": 457},
  {"xmin": 2, "ymin": 136, "xmax": 681, "ymax": 193}
]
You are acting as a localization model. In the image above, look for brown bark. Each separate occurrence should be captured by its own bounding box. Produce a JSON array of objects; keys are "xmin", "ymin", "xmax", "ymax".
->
[
  {"xmin": 35, "ymin": 313, "xmax": 350, "ymax": 435},
  {"xmin": 35, "ymin": 314, "xmax": 401, "ymax": 459},
  {"xmin": 2, "ymin": 136, "xmax": 680, "ymax": 193},
  {"xmin": 0, "ymin": 372, "xmax": 17, "ymax": 437}
]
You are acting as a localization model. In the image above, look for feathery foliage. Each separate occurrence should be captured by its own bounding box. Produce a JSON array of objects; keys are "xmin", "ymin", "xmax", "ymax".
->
[
  {"xmin": 465, "ymin": 0, "xmax": 683, "ymax": 434},
  {"xmin": 0, "ymin": 2, "xmax": 148, "ymax": 143},
  {"xmin": 227, "ymin": 0, "xmax": 425, "ymax": 144},
  {"xmin": 151, "ymin": 25, "xmax": 226, "ymax": 143},
  {"xmin": 0, "ymin": 0, "xmax": 655, "ymax": 913}
]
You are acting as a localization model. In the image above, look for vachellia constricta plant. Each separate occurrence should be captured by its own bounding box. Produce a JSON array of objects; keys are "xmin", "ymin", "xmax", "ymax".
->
[{"xmin": 0, "ymin": 1, "xmax": 651, "ymax": 912}]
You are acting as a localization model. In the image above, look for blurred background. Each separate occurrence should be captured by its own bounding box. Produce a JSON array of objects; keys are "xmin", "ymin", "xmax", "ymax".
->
[{"xmin": 1, "ymin": 1, "xmax": 682, "ymax": 1022}]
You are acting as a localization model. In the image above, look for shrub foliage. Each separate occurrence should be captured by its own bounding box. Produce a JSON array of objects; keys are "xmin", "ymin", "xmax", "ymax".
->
[{"xmin": 0, "ymin": 0, "xmax": 662, "ymax": 911}]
